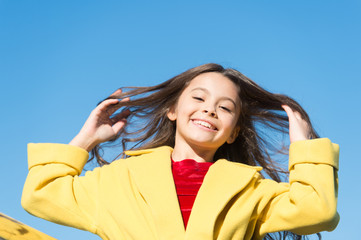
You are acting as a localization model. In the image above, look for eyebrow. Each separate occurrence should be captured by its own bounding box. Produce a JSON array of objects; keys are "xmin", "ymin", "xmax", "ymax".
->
[{"xmin": 191, "ymin": 87, "xmax": 238, "ymax": 107}]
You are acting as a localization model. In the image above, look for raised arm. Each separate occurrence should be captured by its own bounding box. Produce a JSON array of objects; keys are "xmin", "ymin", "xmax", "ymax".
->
[
  {"xmin": 21, "ymin": 90, "xmax": 130, "ymax": 232},
  {"xmin": 254, "ymin": 106, "xmax": 340, "ymax": 238}
]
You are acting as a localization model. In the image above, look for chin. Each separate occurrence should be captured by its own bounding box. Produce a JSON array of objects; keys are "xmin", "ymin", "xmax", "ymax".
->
[{"xmin": 188, "ymin": 139, "xmax": 223, "ymax": 151}]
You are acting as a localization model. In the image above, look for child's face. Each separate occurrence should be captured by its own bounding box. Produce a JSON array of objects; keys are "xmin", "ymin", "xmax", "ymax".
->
[{"xmin": 167, "ymin": 72, "xmax": 241, "ymax": 152}]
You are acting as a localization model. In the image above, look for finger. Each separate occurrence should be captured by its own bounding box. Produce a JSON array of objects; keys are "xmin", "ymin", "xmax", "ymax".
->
[
  {"xmin": 96, "ymin": 99, "xmax": 120, "ymax": 112},
  {"xmin": 119, "ymin": 97, "xmax": 130, "ymax": 103},
  {"xmin": 109, "ymin": 88, "xmax": 122, "ymax": 98},
  {"xmin": 111, "ymin": 110, "xmax": 131, "ymax": 133},
  {"xmin": 294, "ymin": 111, "xmax": 302, "ymax": 120},
  {"xmin": 106, "ymin": 97, "xmax": 130, "ymax": 116},
  {"xmin": 110, "ymin": 109, "xmax": 131, "ymax": 123},
  {"xmin": 112, "ymin": 118, "xmax": 127, "ymax": 134},
  {"xmin": 282, "ymin": 105, "xmax": 310, "ymax": 142},
  {"xmin": 281, "ymin": 105, "xmax": 298, "ymax": 121},
  {"xmin": 282, "ymin": 105, "xmax": 308, "ymax": 127}
]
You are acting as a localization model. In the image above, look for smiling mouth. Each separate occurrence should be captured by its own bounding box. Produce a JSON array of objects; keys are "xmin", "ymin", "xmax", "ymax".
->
[{"xmin": 192, "ymin": 120, "xmax": 218, "ymax": 131}]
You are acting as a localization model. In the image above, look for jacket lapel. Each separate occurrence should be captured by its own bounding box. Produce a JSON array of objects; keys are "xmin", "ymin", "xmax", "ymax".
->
[
  {"xmin": 125, "ymin": 147, "xmax": 262, "ymax": 240},
  {"xmin": 125, "ymin": 147, "xmax": 185, "ymax": 240},
  {"xmin": 185, "ymin": 159, "xmax": 262, "ymax": 239}
]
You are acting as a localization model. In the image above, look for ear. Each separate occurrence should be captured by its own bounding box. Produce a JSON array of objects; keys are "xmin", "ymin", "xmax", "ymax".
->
[
  {"xmin": 167, "ymin": 107, "xmax": 177, "ymax": 121},
  {"xmin": 227, "ymin": 126, "xmax": 240, "ymax": 144}
]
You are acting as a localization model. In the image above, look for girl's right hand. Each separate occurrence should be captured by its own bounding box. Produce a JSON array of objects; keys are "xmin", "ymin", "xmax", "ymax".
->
[{"xmin": 69, "ymin": 89, "xmax": 131, "ymax": 152}]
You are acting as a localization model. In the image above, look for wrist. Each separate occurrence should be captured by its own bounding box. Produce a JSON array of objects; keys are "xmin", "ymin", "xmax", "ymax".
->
[{"xmin": 69, "ymin": 133, "xmax": 99, "ymax": 152}]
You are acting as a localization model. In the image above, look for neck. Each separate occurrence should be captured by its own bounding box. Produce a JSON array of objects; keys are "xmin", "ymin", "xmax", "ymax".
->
[{"xmin": 172, "ymin": 140, "xmax": 217, "ymax": 163}]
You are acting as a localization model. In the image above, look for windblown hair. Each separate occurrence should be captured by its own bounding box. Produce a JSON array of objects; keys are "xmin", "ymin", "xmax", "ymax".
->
[{"xmin": 90, "ymin": 63, "xmax": 320, "ymax": 240}]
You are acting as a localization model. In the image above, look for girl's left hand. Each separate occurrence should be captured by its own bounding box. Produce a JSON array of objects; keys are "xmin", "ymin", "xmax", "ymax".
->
[{"xmin": 282, "ymin": 105, "xmax": 311, "ymax": 143}]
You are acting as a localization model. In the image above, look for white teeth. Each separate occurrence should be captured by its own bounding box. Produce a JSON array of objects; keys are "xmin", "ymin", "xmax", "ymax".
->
[{"xmin": 193, "ymin": 120, "xmax": 216, "ymax": 130}]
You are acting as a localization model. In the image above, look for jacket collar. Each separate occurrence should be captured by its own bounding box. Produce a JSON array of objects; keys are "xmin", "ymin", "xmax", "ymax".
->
[{"xmin": 125, "ymin": 146, "xmax": 262, "ymax": 239}]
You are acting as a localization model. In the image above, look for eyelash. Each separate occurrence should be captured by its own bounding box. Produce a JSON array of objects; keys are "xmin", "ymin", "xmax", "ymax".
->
[
  {"xmin": 193, "ymin": 97, "xmax": 232, "ymax": 112},
  {"xmin": 220, "ymin": 106, "xmax": 231, "ymax": 112},
  {"xmin": 193, "ymin": 97, "xmax": 204, "ymax": 101}
]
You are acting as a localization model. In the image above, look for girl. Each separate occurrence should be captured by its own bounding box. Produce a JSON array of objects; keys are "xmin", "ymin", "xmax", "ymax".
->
[{"xmin": 22, "ymin": 63, "xmax": 339, "ymax": 240}]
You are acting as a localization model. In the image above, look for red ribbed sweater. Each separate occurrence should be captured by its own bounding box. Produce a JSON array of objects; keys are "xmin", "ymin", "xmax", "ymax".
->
[{"xmin": 171, "ymin": 159, "xmax": 213, "ymax": 228}]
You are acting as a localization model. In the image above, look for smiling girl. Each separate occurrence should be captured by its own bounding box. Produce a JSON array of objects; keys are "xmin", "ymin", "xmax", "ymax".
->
[{"xmin": 22, "ymin": 63, "xmax": 339, "ymax": 240}]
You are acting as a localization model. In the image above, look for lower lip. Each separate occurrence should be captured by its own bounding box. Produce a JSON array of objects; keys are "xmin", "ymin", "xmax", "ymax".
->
[{"xmin": 191, "ymin": 120, "xmax": 217, "ymax": 132}]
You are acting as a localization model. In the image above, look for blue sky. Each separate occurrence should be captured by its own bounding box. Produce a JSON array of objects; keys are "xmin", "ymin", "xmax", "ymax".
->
[{"xmin": 0, "ymin": 1, "xmax": 360, "ymax": 239}]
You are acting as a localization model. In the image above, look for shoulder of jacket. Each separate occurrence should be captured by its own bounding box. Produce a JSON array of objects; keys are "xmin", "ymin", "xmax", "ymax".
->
[{"xmin": 215, "ymin": 159, "xmax": 263, "ymax": 172}]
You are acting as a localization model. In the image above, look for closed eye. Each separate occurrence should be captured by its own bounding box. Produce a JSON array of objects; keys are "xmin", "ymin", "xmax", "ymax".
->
[
  {"xmin": 220, "ymin": 106, "xmax": 231, "ymax": 112},
  {"xmin": 193, "ymin": 97, "xmax": 204, "ymax": 101}
]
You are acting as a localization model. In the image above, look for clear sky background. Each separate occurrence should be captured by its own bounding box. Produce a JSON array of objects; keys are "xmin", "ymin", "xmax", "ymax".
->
[{"xmin": 0, "ymin": 1, "xmax": 360, "ymax": 239}]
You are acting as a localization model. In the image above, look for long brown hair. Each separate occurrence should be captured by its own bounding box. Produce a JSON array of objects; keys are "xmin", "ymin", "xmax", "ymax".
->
[{"xmin": 90, "ymin": 63, "xmax": 320, "ymax": 240}]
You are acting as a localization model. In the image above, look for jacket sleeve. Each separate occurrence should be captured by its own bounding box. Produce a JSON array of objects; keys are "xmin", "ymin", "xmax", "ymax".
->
[
  {"xmin": 255, "ymin": 138, "xmax": 340, "ymax": 237},
  {"xmin": 21, "ymin": 143, "xmax": 100, "ymax": 234}
]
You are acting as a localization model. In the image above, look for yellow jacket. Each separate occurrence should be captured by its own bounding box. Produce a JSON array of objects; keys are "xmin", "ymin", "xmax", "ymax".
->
[{"xmin": 22, "ymin": 138, "xmax": 339, "ymax": 240}]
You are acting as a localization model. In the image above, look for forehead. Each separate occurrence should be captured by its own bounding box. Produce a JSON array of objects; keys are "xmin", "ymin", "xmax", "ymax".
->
[{"xmin": 186, "ymin": 72, "xmax": 240, "ymax": 99}]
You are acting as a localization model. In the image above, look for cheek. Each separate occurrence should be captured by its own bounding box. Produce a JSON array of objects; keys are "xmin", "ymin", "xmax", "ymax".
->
[
  {"xmin": 223, "ymin": 116, "xmax": 239, "ymax": 131},
  {"xmin": 179, "ymin": 101, "xmax": 196, "ymax": 114}
]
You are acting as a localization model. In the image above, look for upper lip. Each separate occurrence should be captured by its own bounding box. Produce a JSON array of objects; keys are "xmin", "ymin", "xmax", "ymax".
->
[{"xmin": 191, "ymin": 118, "xmax": 218, "ymax": 130}]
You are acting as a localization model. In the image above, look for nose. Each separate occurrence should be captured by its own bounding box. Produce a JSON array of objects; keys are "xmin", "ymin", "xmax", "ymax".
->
[{"xmin": 202, "ymin": 108, "xmax": 217, "ymax": 118}]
